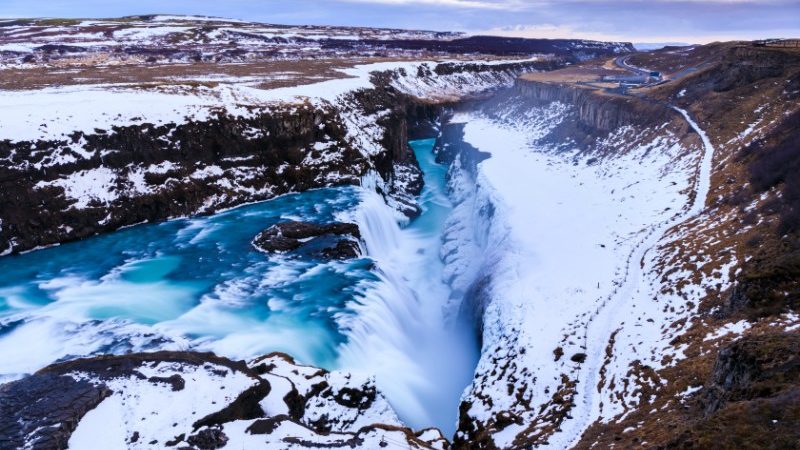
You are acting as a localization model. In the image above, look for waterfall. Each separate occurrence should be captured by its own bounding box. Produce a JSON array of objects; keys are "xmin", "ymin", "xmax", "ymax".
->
[
  {"xmin": 337, "ymin": 153, "xmax": 479, "ymax": 435},
  {"xmin": 353, "ymin": 188, "xmax": 403, "ymax": 261}
]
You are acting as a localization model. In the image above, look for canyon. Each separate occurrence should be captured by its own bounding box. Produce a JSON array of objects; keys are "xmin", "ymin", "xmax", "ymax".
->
[{"xmin": 0, "ymin": 16, "xmax": 799, "ymax": 450}]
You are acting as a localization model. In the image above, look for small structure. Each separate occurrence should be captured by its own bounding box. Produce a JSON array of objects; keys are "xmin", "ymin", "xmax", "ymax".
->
[
  {"xmin": 754, "ymin": 39, "xmax": 800, "ymax": 48},
  {"xmin": 602, "ymin": 74, "xmax": 649, "ymax": 84}
]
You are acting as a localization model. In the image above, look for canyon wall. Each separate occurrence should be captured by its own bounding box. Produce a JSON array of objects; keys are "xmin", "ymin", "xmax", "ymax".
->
[
  {"xmin": 510, "ymin": 79, "xmax": 677, "ymax": 135},
  {"xmin": 0, "ymin": 61, "xmax": 547, "ymax": 255},
  {"xmin": 439, "ymin": 43, "xmax": 800, "ymax": 450}
]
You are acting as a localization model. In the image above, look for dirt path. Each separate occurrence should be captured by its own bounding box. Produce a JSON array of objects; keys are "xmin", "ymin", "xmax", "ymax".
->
[{"xmin": 552, "ymin": 105, "xmax": 715, "ymax": 449}]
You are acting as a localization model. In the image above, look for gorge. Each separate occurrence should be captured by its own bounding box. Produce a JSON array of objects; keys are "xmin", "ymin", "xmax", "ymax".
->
[{"xmin": 1, "ymin": 16, "xmax": 799, "ymax": 450}]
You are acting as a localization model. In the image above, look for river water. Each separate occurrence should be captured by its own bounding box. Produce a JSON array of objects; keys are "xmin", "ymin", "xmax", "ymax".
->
[{"xmin": 0, "ymin": 139, "xmax": 478, "ymax": 435}]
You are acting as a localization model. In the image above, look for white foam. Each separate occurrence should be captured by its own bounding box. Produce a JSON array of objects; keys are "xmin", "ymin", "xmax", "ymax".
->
[{"xmin": 337, "ymin": 163, "xmax": 477, "ymax": 434}]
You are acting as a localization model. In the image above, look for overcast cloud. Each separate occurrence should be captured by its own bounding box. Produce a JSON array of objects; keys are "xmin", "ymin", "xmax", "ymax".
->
[{"xmin": 1, "ymin": 0, "xmax": 797, "ymax": 44}]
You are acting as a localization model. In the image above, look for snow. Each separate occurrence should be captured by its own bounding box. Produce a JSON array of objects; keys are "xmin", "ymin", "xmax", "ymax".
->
[
  {"xmin": 391, "ymin": 62, "xmax": 527, "ymax": 101},
  {"xmin": 219, "ymin": 419, "xmax": 427, "ymax": 449},
  {"xmin": 151, "ymin": 15, "xmax": 248, "ymax": 23},
  {"xmin": 56, "ymin": 352, "xmax": 437, "ymax": 450},
  {"xmin": 0, "ymin": 62, "xmax": 393, "ymax": 143},
  {"xmin": 679, "ymin": 385, "xmax": 703, "ymax": 401},
  {"xmin": 445, "ymin": 100, "xmax": 716, "ymax": 447},
  {"xmin": 0, "ymin": 85, "xmax": 215, "ymax": 142},
  {"xmin": 0, "ymin": 43, "xmax": 34, "ymax": 52},
  {"xmin": 703, "ymin": 319, "xmax": 751, "ymax": 341},
  {"xmin": 68, "ymin": 361, "xmax": 257, "ymax": 450},
  {"xmin": 0, "ymin": 56, "xmax": 536, "ymax": 145},
  {"xmin": 36, "ymin": 167, "xmax": 119, "ymax": 209},
  {"xmin": 113, "ymin": 26, "xmax": 192, "ymax": 40},
  {"xmin": 250, "ymin": 354, "xmax": 404, "ymax": 431}
]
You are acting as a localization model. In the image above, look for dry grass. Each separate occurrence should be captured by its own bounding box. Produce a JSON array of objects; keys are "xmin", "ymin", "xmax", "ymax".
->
[
  {"xmin": 628, "ymin": 43, "xmax": 735, "ymax": 77},
  {"xmin": 572, "ymin": 44, "xmax": 800, "ymax": 450},
  {"xmin": 0, "ymin": 53, "xmax": 537, "ymax": 91},
  {"xmin": 520, "ymin": 57, "xmax": 626, "ymax": 84},
  {"xmin": 0, "ymin": 57, "xmax": 403, "ymax": 91}
]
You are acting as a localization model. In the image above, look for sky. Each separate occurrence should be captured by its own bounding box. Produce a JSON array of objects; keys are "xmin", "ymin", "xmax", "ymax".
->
[{"xmin": 1, "ymin": 0, "xmax": 798, "ymax": 44}]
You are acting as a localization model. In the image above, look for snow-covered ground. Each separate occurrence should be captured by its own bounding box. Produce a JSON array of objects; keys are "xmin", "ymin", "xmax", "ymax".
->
[
  {"xmin": 0, "ymin": 59, "xmax": 533, "ymax": 143},
  {"xmin": 0, "ymin": 61, "xmax": 403, "ymax": 143},
  {"xmin": 56, "ymin": 353, "xmax": 444, "ymax": 450},
  {"xmin": 443, "ymin": 99, "xmax": 720, "ymax": 447}
]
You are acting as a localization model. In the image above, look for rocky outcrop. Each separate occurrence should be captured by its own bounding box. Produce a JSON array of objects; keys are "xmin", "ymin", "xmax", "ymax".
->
[
  {"xmin": 683, "ymin": 45, "xmax": 800, "ymax": 94},
  {"xmin": 252, "ymin": 221, "xmax": 361, "ymax": 259},
  {"xmin": 703, "ymin": 333, "xmax": 800, "ymax": 415},
  {"xmin": 0, "ymin": 373, "xmax": 110, "ymax": 450},
  {"xmin": 654, "ymin": 334, "xmax": 800, "ymax": 450},
  {"xmin": 512, "ymin": 79, "xmax": 675, "ymax": 135},
  {"xmin": 1, "ymin": 351, "xmax": 446, "ymax": 450}
]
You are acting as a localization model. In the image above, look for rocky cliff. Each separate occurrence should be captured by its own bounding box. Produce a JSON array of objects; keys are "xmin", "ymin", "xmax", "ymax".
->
[
  {"xmin": 431, "ymin": 45, "xmax": 800, "ymax": 449},
  {"xmin": 564, "ymin": 43, "xmax": 800, "ymax": 450},
  {"xmin": 0, "ymin": 59, "xmax": 551, "ymax": 255}
]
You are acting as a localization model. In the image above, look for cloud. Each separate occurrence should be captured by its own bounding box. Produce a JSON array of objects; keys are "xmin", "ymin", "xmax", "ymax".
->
[
  {"xmin": 476, "ymin": 24, "xmax": 626, "ymax": 41},
  {"xmin": 339, "ymin": 0, "xmax": 531, "ymax": 10},
  {"xmin": 474, "ymin": 21, "xmax": 798, "ymax": 44}
]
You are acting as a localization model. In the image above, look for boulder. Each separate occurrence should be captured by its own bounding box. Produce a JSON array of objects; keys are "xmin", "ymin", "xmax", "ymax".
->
[{"xmin": 252, "ymin": 221, "xmax": 361, "ymax": 259}]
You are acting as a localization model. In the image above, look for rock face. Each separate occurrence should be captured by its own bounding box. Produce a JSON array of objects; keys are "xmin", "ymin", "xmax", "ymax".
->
[
  {"xmin": 0, "ymin": 57, "xmax": 558, "ymax": 256},
  {"xmin": 0, "ymin": 373, "xmax": 110, "ymax": 450},
  {"xmin": 657, "ymin": 334, "xmax": 800, "ymax": 450},
  {"xmin": 0, "ymin": 87, "xmax": 413, "ymax": 255},
  {"xmin": 703, "ymin": 333, "xmax": 800, "ymax": 415},
  {"xmin": 688, "ymin": 45, "xmax": 800, "ymax": 94},
  {"xmin": 252, "ymin": 221, "xmax": 361, "ymax": 259},
  {"xmin": 0, "ymin": 351, "xmax": 447, "ymax": 450},
  {"xmin": 435, "ymin": 90, "xmax": 695, "ymax": 449},
  {"xmin": 511, "ymin": 79, "xmax": 676, "ymax": 135}
]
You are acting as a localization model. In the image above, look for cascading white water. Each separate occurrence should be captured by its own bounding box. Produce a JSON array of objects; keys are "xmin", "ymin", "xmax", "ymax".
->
[
  {"xmin": 354, "ymin": 189, "xmax": 404, "ymax": 260},
  {"xmin": 336, "ymin": 142, "xmax": 479, "ymax": 435}
]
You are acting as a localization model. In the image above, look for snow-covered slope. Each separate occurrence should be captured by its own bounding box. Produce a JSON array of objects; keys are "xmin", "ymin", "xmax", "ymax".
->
[
  {"xmin": 0, "ymin": 351, "xmax": 447, "ymax": 449},
  {"xmin": 437, "ymin": 91, "xmax": 723, "ymax": 448}
]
